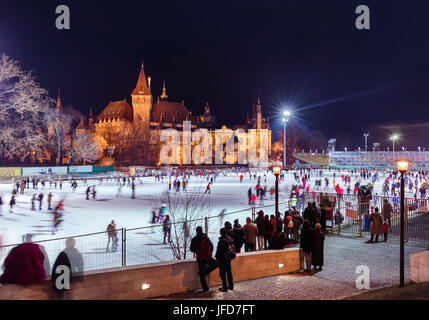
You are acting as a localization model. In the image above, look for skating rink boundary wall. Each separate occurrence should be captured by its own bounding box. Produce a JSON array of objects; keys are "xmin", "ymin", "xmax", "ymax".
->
[
  {"xmin": 0, "ymin": 248, "xmax": 299, "ymax": 300},
  {"xmin": 0, "ymin": 165, "xmax": 114, "ymax": 178}
]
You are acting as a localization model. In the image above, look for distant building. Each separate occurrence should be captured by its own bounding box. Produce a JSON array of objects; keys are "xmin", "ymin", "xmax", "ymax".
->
[{"xmin": 77, "ymin": 62, "xmax": 271, "ymax": 165}]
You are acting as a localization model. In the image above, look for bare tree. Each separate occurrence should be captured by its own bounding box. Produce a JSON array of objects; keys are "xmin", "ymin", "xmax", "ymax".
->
[
  {"xmin": 72, "ymin": 131, "xmax": 102, "ymax": 165},
  {"xmin": 0, "ymin": 54, "xmax": 52, "ymax": 162},
  {"xmin": 45, "ymin": 109, "xmax": 72, "ymax": 165},
  {"xmin": 151, "ymin": 186, "xmax": 213, "ymax": 261}
]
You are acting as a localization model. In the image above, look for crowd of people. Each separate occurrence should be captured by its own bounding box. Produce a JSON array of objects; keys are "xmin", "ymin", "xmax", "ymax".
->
[{"xmin": 1, "ymin": 166, "xmax": 427, "ymax": 294}]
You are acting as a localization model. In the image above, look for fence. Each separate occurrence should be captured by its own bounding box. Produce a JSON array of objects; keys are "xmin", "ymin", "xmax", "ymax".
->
[
  {"xmin": 302, "ymin": 191, "xmax": 429, "ymax": 247},
  {"xmin": 0, "ymin": 200, "xmax": 290, "ymax": 275}
]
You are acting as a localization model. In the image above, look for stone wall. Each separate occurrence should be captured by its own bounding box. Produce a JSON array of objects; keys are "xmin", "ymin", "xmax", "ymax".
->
[{"xmin": 0, "ymin": 248, "xmax": 299, "ymax": 300}]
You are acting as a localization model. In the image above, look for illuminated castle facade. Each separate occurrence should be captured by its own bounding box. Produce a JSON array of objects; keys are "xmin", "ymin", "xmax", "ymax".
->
[{"xmin": 79, "ymin": 63, "xmax": 271, "ymax": 165}]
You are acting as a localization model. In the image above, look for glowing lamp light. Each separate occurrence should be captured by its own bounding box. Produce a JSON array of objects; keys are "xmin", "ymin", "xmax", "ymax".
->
[
  {"xmin": 396, "ymin": 160, "xmax": 409, "ymax": 174},
  {"xmin": 273, "ymin": 166, "xmax": 281, "ymax": 176},
  {"xmin": 284, "ymin": 111, "xmax": 291, "ymax": 117},
  {"xmin": 391, "ymin": 134, "xmax": 399, "ymax": 141},
  {"xmin": 278, "ymin": 263, "xmax": 284, "ymax": 268},
  {"xmin": 141, "ymin": 283, "xmax": 151, "ymax": 290}
]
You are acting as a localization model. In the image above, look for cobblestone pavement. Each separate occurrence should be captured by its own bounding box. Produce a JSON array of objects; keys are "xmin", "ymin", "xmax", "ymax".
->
[{"xmin": 158, "ymin": 235, "xmax": 426, "ymax": 300}]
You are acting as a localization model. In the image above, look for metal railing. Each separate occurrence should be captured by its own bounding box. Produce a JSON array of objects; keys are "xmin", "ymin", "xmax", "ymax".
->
[
  {"xmin": 0, "ymin": 200, "xmax": 291, "ymax": 274},
  {"xmin": 301, "ymin": 191, "xmax": 429, "ymax": 247}
]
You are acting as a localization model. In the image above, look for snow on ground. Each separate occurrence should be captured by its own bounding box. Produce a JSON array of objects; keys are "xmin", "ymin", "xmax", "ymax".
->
[{"xmin": 0, "ymin": 168, "xmax": 411, "ymax": 272}]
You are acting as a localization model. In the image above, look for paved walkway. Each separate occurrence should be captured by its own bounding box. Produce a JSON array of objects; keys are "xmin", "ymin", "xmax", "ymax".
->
[{"xmin": 157, "ymin": 235, "xmax": 425, "ymax": 300}]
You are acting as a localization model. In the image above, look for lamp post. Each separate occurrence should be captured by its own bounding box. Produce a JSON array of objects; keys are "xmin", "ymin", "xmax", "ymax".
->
[
  {"xmin": 396, "ymin": 159, "xmax": 409, "ymax": 288},
  {"xmin": 363, "ymin": 133, "xmax": 369, "ymax": 152},
  {"xmin": 391, "ymin": 134, "xmax": 399, "ymax": 157},
  {"xmin": 273, "ymin": 166, "xmax": 281, "ymax": 220},
  {"xmin": 283, "ymin": 111, "xmax": 291, "ymax": 169}
]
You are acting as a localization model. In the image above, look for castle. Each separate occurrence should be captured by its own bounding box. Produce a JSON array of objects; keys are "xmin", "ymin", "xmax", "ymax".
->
[{"xmin": 77, "ymin": 62, "xmax": 272, "ymax": 165}]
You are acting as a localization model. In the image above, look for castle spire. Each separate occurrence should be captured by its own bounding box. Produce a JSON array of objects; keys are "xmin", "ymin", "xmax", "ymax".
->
[
  {"xmin": 160, "ymin": 80, "xmax": 168, "ymax": 100},
  {"xmin": 132, "ymin": 61, "xmax": 151, "ymax": 96},
  {"xmin": 56, "ymin": 88, "xmax": 62, "ymax": 112}
]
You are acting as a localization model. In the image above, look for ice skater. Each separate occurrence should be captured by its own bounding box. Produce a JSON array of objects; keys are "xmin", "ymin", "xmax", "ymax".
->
[
  {"xmin": 31, "ymin": 194, "xmax": 36, "ymax": 211},
  {"xmin": 9, "ymin": 195, "xmax": 15, "ymax": 213},
  {"xmin": 86, "ymin": 186, "xmax": 91, "ymax": 200},
  {"xmin": 38, "ymin": 193, "xmax": 44, "ymax": 210},
  {"xmin": 205, "ymin": 182, "xmax": 211, "ymax": 194},
  {"xmin": 52, "ymin": 205, "xmax": 62, "ymax": 235},
  {"xmin": 47, "ymin": 192, "xmax": 53, "ymax": 210}
]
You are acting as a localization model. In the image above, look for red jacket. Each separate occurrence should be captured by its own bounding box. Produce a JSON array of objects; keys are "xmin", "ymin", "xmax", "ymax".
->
[
  {"xmin": 270, "ymin": 218, "xmax": 276, "ymax": 235},
  {"xmin": 0, "ymin": 243, "xmax": 46, "ymax": 285}
]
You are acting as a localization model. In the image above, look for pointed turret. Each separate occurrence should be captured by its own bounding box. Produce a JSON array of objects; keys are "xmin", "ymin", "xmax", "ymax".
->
[
  {"xmin": 160, "ymin": 80, "xmax": 168, "ymax": 100},
  {"xmin": 89, "ymin": 108, "xmax": 95, "ymax": 125},
  {"xmin": 256, "ymin": 96, "xmax": 262, "ymax": 113},
  {"xmin": 56, "ymin": 88, "xmax": 62, "ymax": 112},
  {"xmin": 132, "ymin": 61, "xmax": 151, "ymax": 96},
  {"xmin": 131, "ymin": 61, "xmax": 153, "ymax": 124},
  {"xmin": 76, "ymin": 116, "xmax": 86, "ymax": 130}
]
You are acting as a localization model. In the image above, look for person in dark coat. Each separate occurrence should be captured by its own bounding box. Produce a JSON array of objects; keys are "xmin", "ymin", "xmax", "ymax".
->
[
  {"xmin": 319, "ymin": 204, "xmax": 327, "ymax": 232},
  {"xmin": 300, "ymin": 219, "xmax": 314, "ymax": 272},
  {"xmin": 368, "ymin": 207, "xmax": 383, "ymax": 243},
  {"xmin": 303, "ymin": 203, "xmax": 314, "ymax": 226},
  {"xmin": 215, "ymin": 228, "xmax": 234, "ymax": 292},
  {"xmin": 232, "ymin": 219, "xmax": 244, "ymax": 253},
  {"xmin": 224, "ymin": 221, "xmax": 233, "ymax": 237},
  {"xmin": 292, "ymin": 211, "xmax": 303, "ymax": 243},
  {"xmin": 52, "ymin": 251, "xmax": 71, "ymax": 295},
  {"xmin": 270, "ymin": 228, "xmax": 287, "ymax": 249},
  {"xmin": 263, "ymin": 215, "xmax": 273, "ymax": 250},
  {"xmin": 254, "ymin": 211, "xmax": 265, "ymax": 251},
  {"xmin": 312, "ymin": 223, "xmax": 325, "ymax": 271},
  {"xmin": 190, "ymin": 226, "xmax": 218, "ymax": 292}
]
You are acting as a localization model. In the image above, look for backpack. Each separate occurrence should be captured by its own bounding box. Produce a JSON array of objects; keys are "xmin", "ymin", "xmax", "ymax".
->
[
  {"xmin": 224, "ymin": 236, "xmax": 236, "ymax": 261},
  {"xmin": 199, "ymin": 236, "xmax": 212, "ymax": 260}
]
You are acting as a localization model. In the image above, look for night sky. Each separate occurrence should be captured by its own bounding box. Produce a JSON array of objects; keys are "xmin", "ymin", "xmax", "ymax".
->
[{"xmin": 1, "ymin": 0, "xmax": 429, "ymax": 149}]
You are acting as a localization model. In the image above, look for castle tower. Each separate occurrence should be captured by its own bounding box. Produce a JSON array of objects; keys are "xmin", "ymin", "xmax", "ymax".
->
[
  {"xmin": 131, "ymin": 61, "xmax": 152, "ymax": 125},
  {"xmin": 160, "ymin": 80, "xmax": 168, "ymax": 100},
  {"xmin": 56, "ymin": 88, "xmax": 62, "ymax": 113},
  {"xmin": 256, "ymin": 96, "xmax": 262, "ymax": 131}
]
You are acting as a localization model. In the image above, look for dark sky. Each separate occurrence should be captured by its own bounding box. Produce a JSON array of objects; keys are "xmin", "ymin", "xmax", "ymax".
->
[{"xmin": 1, "ymin": 0, "xmax": 429, "ymax": 150}]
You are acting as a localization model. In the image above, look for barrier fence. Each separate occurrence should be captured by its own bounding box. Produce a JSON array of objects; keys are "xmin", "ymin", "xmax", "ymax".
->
[
  {"xmin": 0, "ymin": 201, "xmax": 290, "ymax": 275},
  {"xmin": 302, "ymin": 192, "xmax": 429, "ymax": 247}
]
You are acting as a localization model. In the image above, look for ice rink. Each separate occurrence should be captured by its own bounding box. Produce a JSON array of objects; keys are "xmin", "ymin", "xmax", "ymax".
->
[{"xmin": 0, "ymin": 168, "xmax": 407, "ymax": 272}]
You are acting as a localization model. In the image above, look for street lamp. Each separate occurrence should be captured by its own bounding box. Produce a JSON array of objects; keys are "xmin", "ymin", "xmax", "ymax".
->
[
  {"xmin": 391, "ymin": 134, "xmax": 399, "ymax": 156},
  {"xmin": 363, "ymin": 133, "xmax": 369, "ymax": 152},
  {"xmin": 273, "ymin": 166, "xmax": 281, "ymax": 220},
  {"xmin": 396, "ymin": 159, "xmax": 410, "ymax": 288},
  {"xmin": 283, "ymin": 111, "xmax": 291, "ymax": 169}
]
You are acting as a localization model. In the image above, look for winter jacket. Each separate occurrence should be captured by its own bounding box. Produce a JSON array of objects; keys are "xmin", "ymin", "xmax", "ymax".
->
[
  {"xmin": 370, "ymin": 212, "xmax": 383, "ymax": 235},
  {"xmin": 254, "ymin": 216, "xmax": 265, "ymax": 237},
  {"xmin": 300, "ymin": 228, "xmax": 315, "ymax": 253},
  {"xmin": 0, "ymin": 243, "xmax": 46, "ymax": 285},
  {"xmin": 312, "ymin": 230, "xmax": 325, "ymax": 266},
  {"xmin": 382, "ymin": 202, "xmax": 393, "ymax": 219},
  {"xmin": 190, "ymin": 233, "xmax": 213, "ymax": 262},
  {"xmin": 243, "ymin": 222, "xmax": 257, "ymax": 245},
  {"xmin": 232, "ymin": 225, "xmax": 244, "ymax": 251},
  {"xmin": 215, "ymin": 235, "xmax": 232, "ymax": 265}
]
